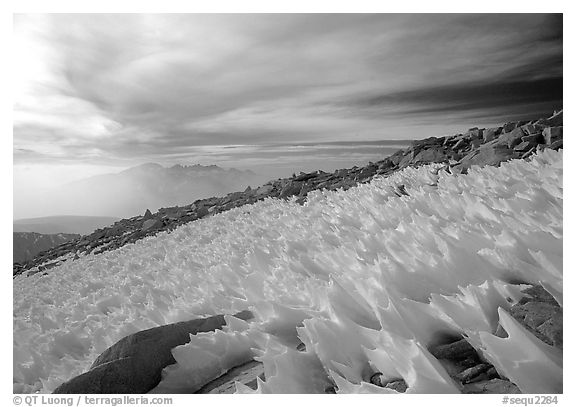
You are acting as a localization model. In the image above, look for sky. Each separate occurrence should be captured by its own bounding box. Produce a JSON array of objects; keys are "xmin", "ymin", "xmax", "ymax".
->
[{"xmin": 13, "ymin": 13, "xmax": 563, "ymax": 188}]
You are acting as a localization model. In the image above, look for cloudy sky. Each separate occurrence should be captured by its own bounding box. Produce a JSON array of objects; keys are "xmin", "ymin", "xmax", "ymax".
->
[{"xmin": 13, "ymin": 13, "xmax": 562, "ymax": 187}]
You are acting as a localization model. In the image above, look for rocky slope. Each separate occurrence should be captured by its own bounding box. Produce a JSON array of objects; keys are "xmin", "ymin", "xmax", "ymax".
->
[
  {"xmin": 13, "ymin": 110, "xmax": 563, "ymax": 278},
  {"xmin": 13, "ymin": 232, "xmax": 81, "ymax": 264}
]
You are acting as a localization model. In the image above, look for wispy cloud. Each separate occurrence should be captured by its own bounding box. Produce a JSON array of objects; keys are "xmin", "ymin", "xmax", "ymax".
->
[{"xmin": 14, "ymin": 13, "xmax": 562, "ymax": 168}]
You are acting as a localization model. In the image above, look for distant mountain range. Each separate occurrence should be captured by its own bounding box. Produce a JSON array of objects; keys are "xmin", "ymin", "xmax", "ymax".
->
[
  {"xmin": 15, "ymin": 163, "xmax": 270, "ymax": 219},
  {"xmin": 13, "ymin": 215, "xmax": 119, "ymax": 235},
  {"xmin": 13, "ymin": 232, "xmax": 80, "ymax": 264}
]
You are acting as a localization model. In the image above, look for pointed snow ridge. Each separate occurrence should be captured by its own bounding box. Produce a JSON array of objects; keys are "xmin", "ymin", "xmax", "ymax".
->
[{"xmin": 479, "ymin": 308, "xmax": 562, "ymax": 394}]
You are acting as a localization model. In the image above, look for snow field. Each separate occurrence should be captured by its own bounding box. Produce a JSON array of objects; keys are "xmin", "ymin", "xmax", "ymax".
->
[{"xmin": 13, "ymin": 149, "xmax": 563, "ymax": 393}]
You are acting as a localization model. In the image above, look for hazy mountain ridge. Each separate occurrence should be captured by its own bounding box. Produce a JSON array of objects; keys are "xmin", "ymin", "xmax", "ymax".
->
[
  {"xmin": 14, "ymin": 215, "xmax": 120, "ymax": 235},
  {"xmin": 18, "ymin": 163, "xmax": 269, "ymax": 220},
  {"xmin": 13, "ymin": 232, "xmax": 80, "ymax": 264}
]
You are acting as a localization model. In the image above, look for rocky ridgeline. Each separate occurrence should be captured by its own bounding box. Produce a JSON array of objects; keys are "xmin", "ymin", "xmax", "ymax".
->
[{"xmin": 13, "ymin": 110, "xmax": 563, "ymax": 278}]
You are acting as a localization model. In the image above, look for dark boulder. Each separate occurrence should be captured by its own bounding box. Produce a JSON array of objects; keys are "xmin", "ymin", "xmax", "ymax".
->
[
  {"xmin": 543, "ymin": 127, "xmax": 562, "ymax": 145},
  {"xmin": 502, "ymin": 122, "xmax": 516, "ymax": 133},
  {"xmin": 293, "ymin": 172, "xmax": 319, "ymax": 182},
  {"xmin": 455, "ymin": 363, "xmax": 491, "ymax": 384},
  {"xmin": 495, "ymin": 127, "xmax": 525, "ymax": 149},
  {"xmin": 196, "ymin": 205, "xmax": 209, "ymax": 218},
  {"xmin": 412, "ymin": 146, "xmax": 448, "ymax": 166},
  {"xmin": 521, "ymin": 133, "xmax": 544, "ymax": 145},
  {"xmin": 429, "ymin": 338, "xmax": 478, "ymax": 361},
  {"xmin": 509, "ymin": 302, "xmax": 562, "ymax": 349},
  {"xmin": 142, "ymin": 218, "xmax": 162, "ymax": 232},
  {"xmin": 550, "ymin": 140, "xmax": 563, "ymax": 150},
  {"xmin": 53, "ymin": 311, "xmax": 253, "ymax": 394},
  {"xmin": 482, "ymin": 127, "xmax": 502, "ymax": 143},
  {"xmin": 496, "ymin": 285, "xmax": 562, "ymax": 350},
  {"xmin": 454, "ymin": 142, "xmax": 513, "ymax": 172},
  {"xmin": 514, "ymin": 141, "xmax": 532, "ymax": 152},
  {"xmin": 279, "ymin": 181, "xmax": 303, "ymax": 199},
  {"xmin": 370, "ymin": 373, "xmax": 408, "ymax": 392},
  {"xmin": 462, "ymin": 379, "xmax": 521, "ymax": 394}
]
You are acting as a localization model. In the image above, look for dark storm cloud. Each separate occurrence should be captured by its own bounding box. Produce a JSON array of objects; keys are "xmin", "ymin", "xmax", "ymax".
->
[
  {"xmin": 354, "ymin": 75, "xmax": 562, "ymax": 119},
  {"xmin": 14, "ymin": 13, "xmax": 563, "ymax": 166},
  {"xmin": 346, "ymin": 14, "xmax": 563, "ymax": 123}
]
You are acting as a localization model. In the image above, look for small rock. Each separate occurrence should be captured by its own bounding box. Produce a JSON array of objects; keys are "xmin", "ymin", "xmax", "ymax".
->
[
  {"xmin": 549, "ymin": 139, "xmax": 563, "ymax": 150},
  {"xmin": 496, "ymin": 127, "xmax": 525, "ymax": 149},
  {"xmin": 384, "ymin": 379, "xmax": 408, "ymax": 393},
  {"xmin": 141, "ymin": 219, "xmax": 162, "ymax": 232},
  {"xmin": 486, "ymin": 367, "xmax": 500, "ymax": 380},
  {"xmin": 429, "ymin": 338, "xmax": 478, "ymax": 361},
  {"xmin": 519, "ymin": 285, "xmax": 559, "ymax": 306},
  {"xmin": 510, "ymin": 301, "xmax": 562, "ymax": 348},
  {"xmin": 471, "ymin": 137, "xmax": 482, "ymax": 149},
  {"xmin": 143, "ymin": 209, "xmax": 153, "ymax": 220},
  {"xmin": 466, "ymin": 128, "xmax": 483, "ymax": 138},
  {"xmin": 457, "ymin": 143, "xmax": 513, "ymax": 170},
  {"xmin": 494, "ymin": 323, "xmax": 507, "ymax": 338},
  {"xmin": 521, "ymin": 123, "xmax": 546, "ymax": 135},
  {"xmin": 293, "ymin": 172, "xmax": 318, "ymax": 182},
  {"xmin": 325, "ymin": 386, "xmax": 337, "ymax": 394},
  {"xmin": 543, "ymin": 127, "xmax": 562, "ymax": 145},
  {"xmin": 452, "ymin": 138, "xmax": 468, "ymax": 151},
  {"xmin": 279, "ymin": 182, "xmax": 302, "ymax": 199},
  {"xmin": 411, "ymin": 146, "xmax": 448, "ymax": 166},
  {"xmin": 196, "ymin": 206, "xmax": 209, "ymax": 217},
  {"xmin": 370, "ymin": 373, "xmax": 407, "ymax": 392},
  {"xmin": 395, "ymin": 184, "xmax": 409, "ymax": 197},
  {"xmin": 514, "ymin": 141, "xmax": 532, "ymax": 152},
  {"xmin": 483, "ymin": 127, "xmax": 501, "ymax": 143},
  {"xmin": 520, "ymin": 134, "xmax": 543, "ymax": 146},
  {"xmin": 521, "ymin": 147, "xmax": 537, "ymax": 160},
  {"xmin": 462, "ymin": 378, "xmax": 521, "ymax": 394},
  {"xmin": 370, "ymin": 372, "xmax": 384, "ymax": 387},
  {"xmin": 502, "ymin": 122, "xmax": 516, "ymax": 133},
  {"xmin": 456, "ymin": 363, "xmax": 490, "ymax": 383},
  {"xmin": 537, "ymin": 315, "xmax": 563, "ymax": 349}
]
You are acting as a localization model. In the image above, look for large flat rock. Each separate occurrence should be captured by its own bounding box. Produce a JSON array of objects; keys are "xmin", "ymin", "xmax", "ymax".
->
[{"xmin": 53, "ymin": 311, "xmax": 253, "ymax": 394}]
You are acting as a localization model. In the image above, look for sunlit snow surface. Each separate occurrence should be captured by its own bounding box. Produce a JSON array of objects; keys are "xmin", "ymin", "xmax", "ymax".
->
[{"xmin": 13, "ymin": 150, "xmax": 563, "ymax": 394}]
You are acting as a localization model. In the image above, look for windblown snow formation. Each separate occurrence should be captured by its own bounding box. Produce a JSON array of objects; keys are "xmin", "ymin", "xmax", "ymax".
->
[{"xmin": 13, "ymin": 149, "xmax": 563, "ymax": 394}]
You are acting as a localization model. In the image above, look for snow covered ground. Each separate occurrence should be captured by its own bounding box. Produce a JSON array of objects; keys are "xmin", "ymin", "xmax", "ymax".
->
[{"xmin": 13, "ymin": 149, "xmax": 563, "ymax": 394}]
